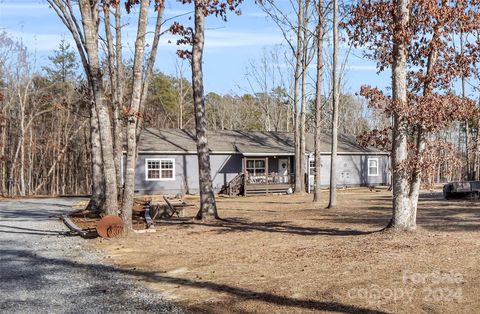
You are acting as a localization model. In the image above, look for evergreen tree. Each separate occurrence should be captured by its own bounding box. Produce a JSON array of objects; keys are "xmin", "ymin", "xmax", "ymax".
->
[{"xmin": 42, "ymin": 39, "xmax": 78, "ymax": 83}]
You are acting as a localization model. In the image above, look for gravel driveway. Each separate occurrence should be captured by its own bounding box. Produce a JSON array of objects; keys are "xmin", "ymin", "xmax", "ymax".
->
[{"xmin": 0, "ymin": 198, "xmax": 183, "ymax": 314}]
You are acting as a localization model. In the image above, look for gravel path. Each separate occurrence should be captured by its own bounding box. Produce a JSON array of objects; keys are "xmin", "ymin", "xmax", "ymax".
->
[{"xmin": 0, "ymin": 198, "xmax": 183, "ymax": 314}]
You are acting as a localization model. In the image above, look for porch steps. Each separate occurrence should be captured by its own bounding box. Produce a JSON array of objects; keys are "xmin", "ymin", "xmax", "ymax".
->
[{"xmin": 224, "ymin": 173, "xmax": 244, "ymax": 196}]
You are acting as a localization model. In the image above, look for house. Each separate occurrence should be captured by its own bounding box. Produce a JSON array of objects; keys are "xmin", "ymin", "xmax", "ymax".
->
[{"xmin": 127, "ymin": 128, "xmax": 390, "ymax": 196}]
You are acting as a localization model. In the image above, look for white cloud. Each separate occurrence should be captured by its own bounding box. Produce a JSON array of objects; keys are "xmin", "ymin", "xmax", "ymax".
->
[
  {"xmin": 347, "ymin": 64, "xmax": 379, "ymax": 72},
  {"xmin": 5, "ymin": 30, "xmax": 73, "ymax": 52},
  {"xmin": 1, "ymin": 2, "xmax": 46, "ymax": 10},
  {"xmin": 0, "ymin": 1, "xmax": 52, "ymax": 17},
  {"xmin": 205, "ymin": 30, "xmax": 284, "ymax": 48},
  {"xmin": 153, "ymin": 29, "xmax": 284, "ymax": 52},
  {"xmin": 3, "ymin": 28, "xmax": 283, "ymax": 55}
]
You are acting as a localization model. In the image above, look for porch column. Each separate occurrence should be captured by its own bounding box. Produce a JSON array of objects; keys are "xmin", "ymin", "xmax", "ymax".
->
[
  {"xmin": 265, "ymin": 157, "xmax": 269, "ymax": 184},
  {"xmin": 243, "ymin": 156, "xmax": 247, "ymax": 196},
  {"xmin": 265, "ymin": 156, "xmax": 269, "ymax": 194}
]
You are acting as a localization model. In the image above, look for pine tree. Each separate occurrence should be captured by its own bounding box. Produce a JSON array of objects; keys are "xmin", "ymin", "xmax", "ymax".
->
[{"xmin": 42, "ymin": 39, "xmax": 78, "ymax": 83}]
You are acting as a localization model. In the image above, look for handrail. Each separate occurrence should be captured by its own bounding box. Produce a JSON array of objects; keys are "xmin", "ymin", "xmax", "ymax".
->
[
  {"xmin": 227, "ymin": 173, "xmax": 244, "ymax": 196},
  {"xmin": 245, "ymin": 173, "xmax": 294, "ymax": 185}
]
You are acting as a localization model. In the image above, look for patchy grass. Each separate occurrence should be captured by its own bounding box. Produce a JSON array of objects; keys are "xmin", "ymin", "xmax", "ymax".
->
[{"xmin": 91, "ymin": 189, "xmax": 480, "ymax": 313}]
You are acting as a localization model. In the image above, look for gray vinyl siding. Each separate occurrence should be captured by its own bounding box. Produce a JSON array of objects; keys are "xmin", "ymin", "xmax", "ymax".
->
[
  {"xmin": 129, "ymin": 153, "xmax": 389, "ymax": 195},
  {"xmin": 132, "ymin": 154, "xmax": 243, "ymax": 195},
  {"xmin": 312, "ymin": 154, "xmax": 389, "ymax": 188}
]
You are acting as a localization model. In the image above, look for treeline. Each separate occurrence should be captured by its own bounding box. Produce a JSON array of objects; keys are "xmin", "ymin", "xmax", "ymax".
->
[
  {"xmin": 1, "ymin": 33, "xmax": 477, "ymax": 198},
  {"xmin": 0, "ymin": 37, "xmax": 91, "ymax": 196},
  {"xmin": 0, "ymin": 33, "xmax": 367, "ymax": 197},
  {"xmin": 144, "ymin": 67, "xmax": 370, "ymax": 135}
]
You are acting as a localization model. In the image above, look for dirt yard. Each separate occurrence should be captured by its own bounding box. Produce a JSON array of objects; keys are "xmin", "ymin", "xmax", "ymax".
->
[{"xmin": 91, "ymin": 189, "xmax": 480, "ymax": 313}]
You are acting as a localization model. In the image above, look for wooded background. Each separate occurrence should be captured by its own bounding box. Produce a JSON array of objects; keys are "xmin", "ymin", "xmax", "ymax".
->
[{"xmin": 0, "ymin": 0, "xmax": 479, "ymax": 200}]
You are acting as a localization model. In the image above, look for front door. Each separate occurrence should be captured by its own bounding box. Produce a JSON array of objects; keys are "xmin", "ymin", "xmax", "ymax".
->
[{"xmin": 278, "ymin": 158, "xmax": 289, "ymax": 183}]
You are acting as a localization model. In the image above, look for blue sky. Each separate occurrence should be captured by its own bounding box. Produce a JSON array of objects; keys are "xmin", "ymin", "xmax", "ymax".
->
[{"xmin": 0, "ymin": 0, "xmax": 388, "ymax": 96}]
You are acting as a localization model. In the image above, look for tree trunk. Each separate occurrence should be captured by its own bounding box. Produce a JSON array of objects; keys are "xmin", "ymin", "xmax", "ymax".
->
[
  {"xmin": 299, "ymin": 0, "xmax": 310, "ymax": 193},
  {"xmin": 89, "ymin": 99, "xmax": 104, "ymax": 208},
  {"xmin": 138, "ymin": 3, "xmax": 164, "ymax": 131},
  {"xmin": 313, "ymin": 0, "xmax": 324, "ymax": 203},
  {"xmin": 407, "ymin": 129, "xmax": 424, "ymax": 227},
  {"xmin": 104, "ymin": 4, "xmax": 124, "ymax": 200},
  {"xmin": 122, "ymin": 0, "xmax": 150, "ymax": 229},
  {"xmin": 328, "ymin": 0, "xmax": 339, "ymax": 209},
  {"xmin": 115, "ymin": 5, "xmax": 125, "ymax": 196},
  {"xmin": 79, "ymin": 0, "xmax": 118, "ymax": 215},
  {"xmin": 177, "ymin": 63, "xmax": 184, "ymax": 129},
  {"xmin": 388, "ymin": 0, "xmax": 413, "ymax": 230},
  {"xmin": 294, "ymin": 0, "xmax": 304, "ymax": 194},
  {"xmin": 19, "ymin": 114, "xmax": 26, "ymax": 196},
  {"xmin": 476, "ymin": 113, "xmax": 480, "ymax": 180},
  {"xmin": 459, "ymin": 30, "xmax": 472, "ymax": 180},
  {"xmin": 193, "ymin": 1, "xmax": 218, "ymax": 220},
  {"xmin": 0, "ymin": 109, "xmax": 6, "ymax": 196},
  {"xmin": 407, "ymin": 31, "xmax": 438, "ymax": 228}
]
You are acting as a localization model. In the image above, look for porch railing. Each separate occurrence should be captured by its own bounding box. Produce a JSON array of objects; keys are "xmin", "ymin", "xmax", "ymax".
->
[
  {"xmin": 227, "ymin": 173, "xmax": 244, "ymax": 196},
  {"xmin": 245, "ymin": 173, "xmax": 294, "ymax": 185}
]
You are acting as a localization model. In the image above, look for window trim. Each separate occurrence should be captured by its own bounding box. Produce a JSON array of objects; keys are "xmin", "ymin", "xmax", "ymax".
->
[
  {"xmin": 245, "ymin": 158, "xmax": 266, "ymax": 176},
  {"xmin": 367, "ymin": 157, "xmax": 379, "ymax": 177},
  {"xmin": 145, "ymin": 158, "xmax": 175, "ymax": 181}
]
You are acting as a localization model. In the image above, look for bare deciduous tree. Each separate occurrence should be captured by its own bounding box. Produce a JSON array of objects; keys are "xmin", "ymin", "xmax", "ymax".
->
[
  {"xmin": 327, "ymin": 0, "xmax": 339, "ymax": 208},
  {"xmin": 48, "ymin": 0, "xmax": 118, "ymax": 214},
  {"xmin": 313, "ymin": 0, "xmax": 325, "ymax": 204}
]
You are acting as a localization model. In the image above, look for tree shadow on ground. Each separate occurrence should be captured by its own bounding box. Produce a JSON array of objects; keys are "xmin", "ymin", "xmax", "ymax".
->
[
  {"xmin": 415, "ymin": 192, "xmax": 480, "ymax": 232},
  {"xmin": 166, "ymin": 191, "xmax": 479, "ymax": 235},
  {"xmin": 324, "ymin": 192, "xmax": 480, "ymax": 233},
  {"xmin": 1, "ymin": 248, "xmax": 389, "ymax": 314},
  {"xmin": 0, "ymin": 224, "xmax": 66, "ymax": 236},
  {"xmin": 0, "ymin": 206, "xmax": 68, "ymax": 221},
  {"xmin": 156, "ymin": 217, "xmax": 379, "ymax": 236}
]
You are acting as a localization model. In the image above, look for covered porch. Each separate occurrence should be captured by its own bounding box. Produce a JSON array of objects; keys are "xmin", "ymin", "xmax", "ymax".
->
[{"xmin": 227, "ymin": 155, "xmax": 295, "ymax": 196}]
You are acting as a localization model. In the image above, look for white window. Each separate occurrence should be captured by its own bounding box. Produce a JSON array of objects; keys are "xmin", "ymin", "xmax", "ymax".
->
[
  {"xmin": 246, "ymin": 159, "xmax": 266, "ymax": 176},
  {"xmin": 368, "ymin": 158, "xmax": 379, "ymax": 176},
  {"xmin": 145, "ymin": 158, "xmax": 175, "ymax": 181}
]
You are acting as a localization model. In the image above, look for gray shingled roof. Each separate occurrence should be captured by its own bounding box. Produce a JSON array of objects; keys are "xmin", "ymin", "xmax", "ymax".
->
[{"xmin": 138, "ymin": 128, "xmax": 387, "ymax": 155}]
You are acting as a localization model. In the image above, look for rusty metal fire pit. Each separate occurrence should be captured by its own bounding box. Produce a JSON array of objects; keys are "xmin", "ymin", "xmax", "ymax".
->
[{"xmin": 96, "ymin": 215, "xmax": 124, "ymax": 238}]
